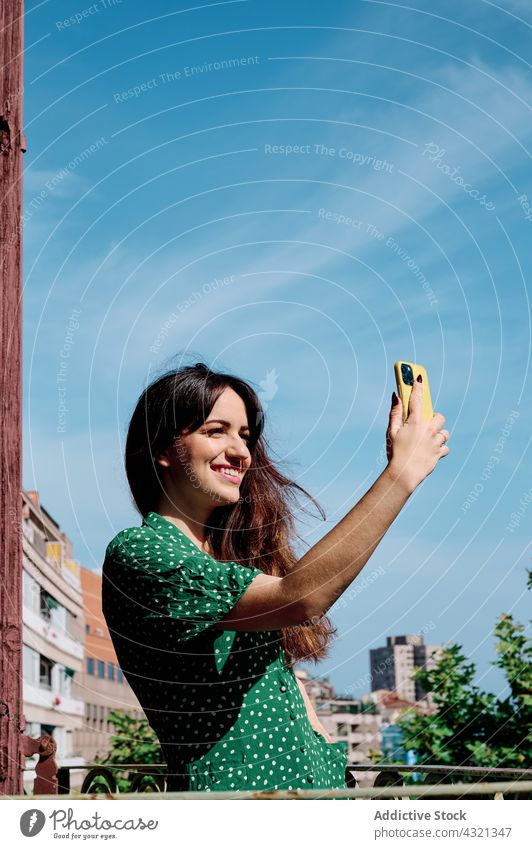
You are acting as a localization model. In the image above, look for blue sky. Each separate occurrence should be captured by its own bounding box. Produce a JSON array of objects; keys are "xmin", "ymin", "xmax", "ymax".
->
[{"xmin": 23, "ymin": 0, "xmax": 531, "ymax": 699}]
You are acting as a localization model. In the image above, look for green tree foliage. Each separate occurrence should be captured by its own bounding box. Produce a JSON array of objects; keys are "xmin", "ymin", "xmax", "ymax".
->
[
  {"xmin": 397, "ymin": 569, "xmax": 531, "ymax": 774},
  {"xmin": 94, "ymin": 710, "xmax": 164, "ymax": 792}
]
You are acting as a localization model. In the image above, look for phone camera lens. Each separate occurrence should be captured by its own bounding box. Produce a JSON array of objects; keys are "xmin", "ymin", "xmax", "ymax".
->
[{"xmin": 401, "ymin": 364, "xmax": 414, "ymax": 386}]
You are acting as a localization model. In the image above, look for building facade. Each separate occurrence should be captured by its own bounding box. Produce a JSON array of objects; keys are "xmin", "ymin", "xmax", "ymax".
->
[
  {"xmin": 370, "ymin": 634, "xmax": 442, "ymax": 704},
  {"xmin": 72, "ymin": 566, "xmax": 144, "ymax": 762},
  {"xmin": 21, "ymin": 488, "xmax": 144, "ymax": 791},
  {"xmin": 296, "ymin": 670, "xmax": 381, "ymax": 765},
  {"xmin": 297, "ymin": 663, "xmax": 437, "ymax": 775},
  {"xmin": 321, "ymin": 702, "xmax": 381, "ymax": 765},
  {"xmin": 21, "ymin": 490, "xmax": 85, "ymax": 789}
]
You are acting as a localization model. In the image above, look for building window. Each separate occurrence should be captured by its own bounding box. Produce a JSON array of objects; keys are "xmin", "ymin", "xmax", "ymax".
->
[
  {"xmin": 107, "ymin": 662, "xmax": 115, "ymax": 681},
  {"xmin": 23, "ymin": 644, "xmax": 40, "ymax": 685},
  {"xmin": 97, "ymin": 660, "xmax": 105, "ymax": 679},
  {"xmin": 22, "ymin": 517, "xmax": 35, "ymax": 544},
  {"xmin": 87, "ymin": 657, "xmax": 95, "ymax": 676},
  {"xmin": 40, "ymin": 588, "xmax": 52, "ymax": 621},
  {"xmin": 25, "ymin": 721, "xmax": 41, "ymax": 738},
  {"xmin": 117, "ymin": 668, "xmax": 123, "ymax": 683},
  {"xmin": 50, "ymin": 600, "xmax": 66, "ymax": 632},
  {"xmin": 32, "ymin": 527, "xmax": 47, "ymax": 558},
  {"xmin": 40, "ymin": 588, "xmax": 61, "ymax": 622},
  {"xmin": 60, "ymin": 666, "xmax": 75, "ymax": 696},
  {"xmin": 39, "ymin": 655, "xmax": 53, "ymax": 689},
  {"xmin": 22, "ymin": 569, "xmax": 40, "ymax": 613}
]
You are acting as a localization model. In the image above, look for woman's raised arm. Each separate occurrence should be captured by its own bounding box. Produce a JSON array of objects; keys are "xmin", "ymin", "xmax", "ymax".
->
[{"xmin": 214, "ymin": 377, "xmax": 450, "ymax": 632}]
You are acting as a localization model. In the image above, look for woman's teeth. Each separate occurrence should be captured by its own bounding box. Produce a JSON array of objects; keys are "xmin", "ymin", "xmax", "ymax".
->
[{"xmin": 210, "ymin": 465, "xmax": 241, "ymax": 483}]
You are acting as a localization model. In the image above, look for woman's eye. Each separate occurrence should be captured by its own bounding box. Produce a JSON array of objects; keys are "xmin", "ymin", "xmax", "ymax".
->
[{"xmin": 206, "ymin": 428, "xmax": 251, "ymax": 442}]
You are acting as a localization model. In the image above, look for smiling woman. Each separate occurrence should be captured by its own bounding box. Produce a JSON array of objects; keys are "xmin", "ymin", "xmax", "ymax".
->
[
  {"xmin": 102, "ymin": 361, "xmax": 340, "ymax": 792},
  {"xmin": 102, "ymin": 359, "xmax": 449, "ymax": 792}
]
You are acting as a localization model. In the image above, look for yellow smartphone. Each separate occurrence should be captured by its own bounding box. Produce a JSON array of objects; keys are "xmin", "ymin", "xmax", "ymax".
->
[{"xmin": 394, "ymin": 360, "xmax": 434, "ymax": 422}]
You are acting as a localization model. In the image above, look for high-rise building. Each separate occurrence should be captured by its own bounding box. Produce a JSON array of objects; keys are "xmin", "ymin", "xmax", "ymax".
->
[{"xmin": 370, "ymin": 635, "xmax": 442, "ymax": 704}]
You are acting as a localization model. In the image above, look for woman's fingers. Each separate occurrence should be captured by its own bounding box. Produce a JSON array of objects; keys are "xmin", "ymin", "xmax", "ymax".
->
[
  {"xmin": 386, "ymin": 380, "xmax": 452, "ymax": 478},
  {"xmin": 434, "ymin": 427, "xmax": 451, "ymax": 459},
  {"xmin": 406, "ymin": 376, "xmax": 423, "ymax": 423},
  {"xmin": 386, "ymin": 393, "xmax": 404, "ymax": 460},
  {"xmin": 433, "ymin": 428, "xmax": 450, "ymax": 444},
  {"xmin": 388, "ymin": 392, "xmax": 403, "ymax": 438},
  {"xmin": 430, "ymin": 412, "xmax": 446, "ymax": 433}
]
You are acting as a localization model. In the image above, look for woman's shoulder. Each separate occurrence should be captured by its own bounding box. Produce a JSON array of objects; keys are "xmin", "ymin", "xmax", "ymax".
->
[
  {"xmin": 106, "ymin": 524, "xmax": 146, "ymax": 549},
  {"xmin": 103, "ymin": 516, "xmax": 207, "ymax": 573},
  {"xmin": 104, "ymin": 522, "xmax": 159, "ymax": 565}
]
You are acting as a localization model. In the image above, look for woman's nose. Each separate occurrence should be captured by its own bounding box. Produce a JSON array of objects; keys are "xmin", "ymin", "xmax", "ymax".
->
[{"xmin": 226, "ymin": 435, "xmax": 251, "ymax": 461}]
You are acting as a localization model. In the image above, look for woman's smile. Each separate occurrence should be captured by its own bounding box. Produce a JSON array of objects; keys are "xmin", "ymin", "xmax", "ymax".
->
[{"xmin": 210, "ymin": 463, "xmax": 243, "ymax": 485}]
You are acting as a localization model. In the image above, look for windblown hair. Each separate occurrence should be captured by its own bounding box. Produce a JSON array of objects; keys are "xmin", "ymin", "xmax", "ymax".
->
[{"xmin": 125, "ymin": 361, "xmax": 335, "ymax": 664}]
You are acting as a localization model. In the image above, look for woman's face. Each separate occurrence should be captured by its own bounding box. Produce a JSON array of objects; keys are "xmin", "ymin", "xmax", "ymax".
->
[{"xmin": 160, "ymin": 386, "xmax": 253, "ymax": 508}]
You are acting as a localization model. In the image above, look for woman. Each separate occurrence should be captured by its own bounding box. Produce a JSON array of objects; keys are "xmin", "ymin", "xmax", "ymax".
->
[{"xmin": 102, "ymin": 361, "xmax": 449, "ymax": 793}]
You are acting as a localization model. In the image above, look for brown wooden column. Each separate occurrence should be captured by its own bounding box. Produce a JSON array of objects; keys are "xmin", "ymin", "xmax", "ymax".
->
[{"xmin": 1, "ymin": 0, "xmax": 26, "ymax": 796}]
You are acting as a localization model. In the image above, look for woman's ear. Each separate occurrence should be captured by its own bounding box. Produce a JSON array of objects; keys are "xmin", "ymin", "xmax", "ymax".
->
[{"xmin": 155, "ymin": 451, "xmax": 171, "ymax": 468}]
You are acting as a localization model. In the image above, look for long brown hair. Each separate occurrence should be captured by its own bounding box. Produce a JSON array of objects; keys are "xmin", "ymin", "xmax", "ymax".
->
[{"xmin": 125, "ymin": 361, "xmax": 335, "ymax": 664}]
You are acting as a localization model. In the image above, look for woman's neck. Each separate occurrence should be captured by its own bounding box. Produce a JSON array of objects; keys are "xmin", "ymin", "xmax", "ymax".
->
[{"xmin": 154, "ymin": 497, "xmax": 213, "ymax": 554}]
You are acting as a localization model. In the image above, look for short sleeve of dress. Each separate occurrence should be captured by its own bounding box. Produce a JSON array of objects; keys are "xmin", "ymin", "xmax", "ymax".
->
[{"xmin": 105, "ymin": 528, "xmax": 263, "ymax": 643}]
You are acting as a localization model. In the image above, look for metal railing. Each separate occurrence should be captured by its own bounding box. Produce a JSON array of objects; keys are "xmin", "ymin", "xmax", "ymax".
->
[
  {"xmin": 19, "ymin": 756, "xmax": 532, "ymax": 800},
  {"xmin": 10, "ymin": 781, "xmax": 532, "ymax": 800},
  {"xmin": 17, "ymin": 735, "xmax": 531, "ymax": 799}
]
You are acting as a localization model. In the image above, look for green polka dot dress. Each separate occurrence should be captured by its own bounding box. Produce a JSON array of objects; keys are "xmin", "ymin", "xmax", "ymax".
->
[{"xmin": 102, "ymin": 511, "xmax": 348, "ymax": 793}]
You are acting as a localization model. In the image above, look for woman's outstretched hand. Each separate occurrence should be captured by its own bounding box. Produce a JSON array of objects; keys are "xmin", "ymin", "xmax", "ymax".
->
[
  {"xmin": 385, "ymin": 376, "xmax": 450, "ymax": 494},
  {"xmin": 216, "ymin": 375, "xmax": 452, "ymax": 634}
]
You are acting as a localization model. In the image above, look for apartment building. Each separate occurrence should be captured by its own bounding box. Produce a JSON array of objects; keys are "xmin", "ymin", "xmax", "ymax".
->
[
  {"xmin": 323, "ymin": 701, "xmax": 381, "ymax": 765},
  {"xmin": 21, "ymin": 490, "xmax": 85, "ymax": 788},
  {"xmin": 296, "ymin": 668, "xmax": 434, "ymax": 771},
  {"xmin": 21, "ymin": 489, "xmax": 144, "ymax": 791},
  {"xmin": 296, "ymin": 670, "xmax": 381, "ymax": 765}
]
